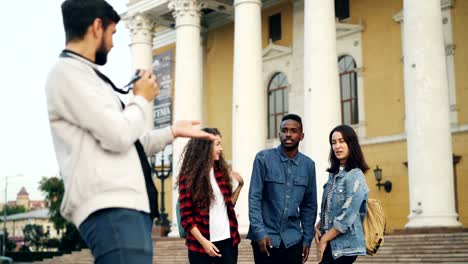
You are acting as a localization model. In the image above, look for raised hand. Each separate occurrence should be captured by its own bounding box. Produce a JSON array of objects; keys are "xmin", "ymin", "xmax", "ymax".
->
[
  {"xmin": 133, "ymin": 65, "xmax": 159, "ymax": 101},
  {"xmin": 171, "ymin": 120, "xmax": 217, "ymax": 141}
]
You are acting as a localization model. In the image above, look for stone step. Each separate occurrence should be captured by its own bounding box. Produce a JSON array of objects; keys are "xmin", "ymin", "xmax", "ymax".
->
[{"xmin": 33, "ymin": 232, "xmax": 468, "ymax": 264}]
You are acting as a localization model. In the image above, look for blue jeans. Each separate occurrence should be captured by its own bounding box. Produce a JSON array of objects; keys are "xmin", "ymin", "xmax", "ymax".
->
[{"xmin": 79, "ymin": 208, "xmax": 153, "ymax": 264}]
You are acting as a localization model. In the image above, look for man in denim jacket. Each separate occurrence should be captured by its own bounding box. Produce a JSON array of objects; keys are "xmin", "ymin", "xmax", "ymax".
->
[{"xmin": 248, "ymin": 114, "xmax": 317, "ymax": 264}]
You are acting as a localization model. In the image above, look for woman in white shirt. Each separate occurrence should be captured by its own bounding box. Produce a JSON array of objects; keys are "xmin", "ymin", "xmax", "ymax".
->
[{"xmin": 178, "ymin": 128, "xmax": 243, "ymax": 264}]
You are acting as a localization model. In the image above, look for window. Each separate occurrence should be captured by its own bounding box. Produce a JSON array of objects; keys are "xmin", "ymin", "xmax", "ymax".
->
[
  {"xmin": 269, "ymin": 13, "xmax": 282, "ymax": 42},
  {"xmin": 335, "ymin": 0, "xmax": 350, "ymax": 21},
  {"xmin": 338, "ymin": 55, "xmax": 358, "ymax": 125},
  {"xmin": 268, "ymin": 73, "xmax": 289, "ymax": 139}
]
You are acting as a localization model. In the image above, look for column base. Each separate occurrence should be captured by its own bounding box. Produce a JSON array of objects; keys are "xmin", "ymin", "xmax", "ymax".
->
[
  {"xmin": 238, "ymin": 224, "xmax": 249, "ymax": 235},
  {"xmin": 393, "ymin": 227, "xmax": 468, "ymax": 234},
  {"xmin": 405, "ymin": 213, "xmax": 462, "ymax": 229},
  {"xmin": 152, "ymin": 225, "xmax": 170, "ymax": 237},
  {"xmin": 167, "ymin": 223, "xmax": 181, "ymax": 238}
]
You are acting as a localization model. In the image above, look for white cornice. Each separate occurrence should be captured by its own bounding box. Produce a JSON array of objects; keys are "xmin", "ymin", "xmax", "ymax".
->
[
  {"xmin": 360, "ymin": 123, "xmax": 468, "ymax": 146},
  {"xmin": 393, "ymin": 0, "xmax": 454, "ymax": 23},
  {"xmin": 122, "ymin": 0, "xmax": 169, "ymax": 19},
  {"xmin": 153, "ymin": 28, "xmax": 177, "ymax": 49}
]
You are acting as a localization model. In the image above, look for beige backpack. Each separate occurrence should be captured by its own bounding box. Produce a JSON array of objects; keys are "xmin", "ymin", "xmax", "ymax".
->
[{"xmin": 363, "ymin": 199, "xmax": 386, "ymax": 255}]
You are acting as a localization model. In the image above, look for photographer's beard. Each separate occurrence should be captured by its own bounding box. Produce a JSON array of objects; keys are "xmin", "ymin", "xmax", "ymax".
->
[{"xmin": 95, "ymin": 39, "xmax": 109, "ymax": 66}]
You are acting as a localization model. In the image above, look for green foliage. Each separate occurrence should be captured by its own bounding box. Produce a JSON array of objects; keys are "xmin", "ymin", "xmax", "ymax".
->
[
  {"xmin": 6, "ymin": 251, "xmax": 64, "ymax": 262},
  {"xmin": 23, "ymin": 224, "xmax": 44, "ymax": 251},
  {"xmin": 38, "ymin": 176, "xmax": 87, "ymax": 252},
  {"xmin": 43, "ymin": 238, "xmax": 60, "ymax": 249},
  {"xmin": 18, "ymin": 245, "xmax": 30, "ymax": 252},
  {"xmin": 0, "ymin": 205, "xmax": 26, "ymax": 217},
  {"xmin": 38, "ymin": 177, "xmax": 66, "ymax": 230},
  {"xmin": 58, "ymin": 223, "xmax": 86, "ymax": 251},
  {"xmin": 1, "ymin": 230, "xmax": 17, "ymax": 252}
]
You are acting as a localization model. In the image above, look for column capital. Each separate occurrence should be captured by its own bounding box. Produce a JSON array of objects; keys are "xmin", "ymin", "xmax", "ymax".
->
[
  {"xmin": 234, "ymin": 0, "xmax": 262, "ymax": 6},
  {"xmin": 168, "ymin": 0, "xmax": 206, "ymax": 22},
  {"xmin": 125, "ymin": 13, "xmax": 157, "ymax": 40}
]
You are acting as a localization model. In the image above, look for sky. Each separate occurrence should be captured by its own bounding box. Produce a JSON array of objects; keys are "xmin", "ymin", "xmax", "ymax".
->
[{"xmin": 0, "ymin": 0, "xmax": 131, "ymax": 201}]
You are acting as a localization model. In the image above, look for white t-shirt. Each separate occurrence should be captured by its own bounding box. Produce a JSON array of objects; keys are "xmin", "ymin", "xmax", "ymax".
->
[{"xmin": 209, "ymin": 169, "xmax": 231, "ymax": 242}]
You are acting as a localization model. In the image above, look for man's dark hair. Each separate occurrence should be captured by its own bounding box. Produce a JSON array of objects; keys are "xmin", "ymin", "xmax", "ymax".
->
[
  {"xmin": 61, "ymin": 0, "xmax": 120, "ymax": 43},
  {"xmin": 281, "ymin": 114, "xmax": 303, "ymax": 130},
  {"xmin": 327, "ymin": 124, "xmax": 369, "ymax": 174}
]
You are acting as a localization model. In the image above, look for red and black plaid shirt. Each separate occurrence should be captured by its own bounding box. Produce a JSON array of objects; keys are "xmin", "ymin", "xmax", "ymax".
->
[{"xmin": 179, "ymin": 168, "xmax": 240, "ymax": 254}]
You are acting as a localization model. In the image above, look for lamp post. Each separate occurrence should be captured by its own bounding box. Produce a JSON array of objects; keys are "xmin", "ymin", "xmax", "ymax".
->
[
  {"xmin": 149, "ymin": 146, "xmax": 172, "ymax": 228},
  {"xmin": 2, "ymin": 174, "xmax": 22, "ymax": 256}
]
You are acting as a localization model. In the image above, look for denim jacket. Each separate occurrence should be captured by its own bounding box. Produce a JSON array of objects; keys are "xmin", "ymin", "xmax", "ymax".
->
[
  {"xmin": 319, "ymin": 168, "xmax": 369, "ymax": 259},
  {"xmin": 247, "ymin": 146, "xmax": 317, "ymax": 248}
]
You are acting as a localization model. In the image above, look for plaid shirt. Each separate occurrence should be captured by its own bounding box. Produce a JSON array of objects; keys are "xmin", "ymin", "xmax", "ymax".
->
[{"xmin": 179, "ymin": 168, "xmax": 240, "ymax": 254}]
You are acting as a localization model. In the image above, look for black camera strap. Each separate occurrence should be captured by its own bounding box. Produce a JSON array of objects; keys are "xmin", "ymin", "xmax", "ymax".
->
[{"xmin": 59, "ymin": 50, "xmax": 159, "ymax": 220}]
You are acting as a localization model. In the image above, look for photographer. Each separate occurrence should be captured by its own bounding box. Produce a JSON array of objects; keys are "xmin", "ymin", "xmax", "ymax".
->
[{"xmin": 45, "ymin": 1, "xmax": 215, "ymax": 263}]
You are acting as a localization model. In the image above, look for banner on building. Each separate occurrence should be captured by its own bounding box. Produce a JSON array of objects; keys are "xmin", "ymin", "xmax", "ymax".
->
[{"xmin": 152, "ymin": 50, "xmax": 174, "ymax": 129}]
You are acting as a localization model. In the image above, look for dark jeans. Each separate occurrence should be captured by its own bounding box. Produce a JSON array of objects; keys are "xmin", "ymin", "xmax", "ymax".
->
[
  {"xmin": 320, "ymin": 243, "xmax": 358, "ymax": 264},
  {"xmin": 251, "ymin": 240, "xmax": 302, "ymax": 264},
  {"xmin": 188, "ymin": 238, "xmax": 238, "ymax": 264},
  {"xmin": 79, "ymin": 208, "xmax": 153, "ymax": 264}
]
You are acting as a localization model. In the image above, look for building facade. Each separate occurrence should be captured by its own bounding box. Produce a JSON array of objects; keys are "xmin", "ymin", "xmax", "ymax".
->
[
  {"xmin": 0, "ymin": 187, "xmax": 47, "ymax": 212},
  {"xmin": 122, "ymin": 0, "xmax": 468, "ymax": 234}
]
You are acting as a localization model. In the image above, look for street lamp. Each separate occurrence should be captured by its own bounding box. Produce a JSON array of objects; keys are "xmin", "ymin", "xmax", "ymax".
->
[
  {"xmin": 149, "ymin": 146, "xmax": 172, "ymax": 228},
  {"xmin": 2, "ymin": 174, "xmax": 22, "ymax": 256}
]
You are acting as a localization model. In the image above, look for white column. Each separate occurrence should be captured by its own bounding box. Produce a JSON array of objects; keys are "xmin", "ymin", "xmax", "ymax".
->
[
  {"xmin": 232, "ymin": 0, "xmax": 265, "ymax": 234},
  {"xmin": 167, "ymin": 0, "xmax": 205, "ymax": 237},
  {"xmin": 403, "ymin": 0, "xmax": 461, "ymax": 228},
  {"xmin": 125, "ymin": 14, "xmax": 157, "ymax": 129},
  {"xmin": 303, "ymin": 1, "xmax": 341, "ymax": 200}
]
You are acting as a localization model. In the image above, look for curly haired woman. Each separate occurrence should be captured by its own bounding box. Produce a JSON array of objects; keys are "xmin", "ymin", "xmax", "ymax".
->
[{"xmin": 178, "ymin": 128, "xmax": 243, "ymax": 264}]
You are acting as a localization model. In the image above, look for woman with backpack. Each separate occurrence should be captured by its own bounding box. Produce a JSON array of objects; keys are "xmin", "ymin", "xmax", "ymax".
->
[
  {"xmin": 178, "ymin": 128, "xmax": 243, "ymax": 264},
  {"xmin": 314, "ymin": 124, "xmax": 370, "ymax": 263}
]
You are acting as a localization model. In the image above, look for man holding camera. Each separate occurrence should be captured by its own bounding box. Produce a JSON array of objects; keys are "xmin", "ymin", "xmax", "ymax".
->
[{"xmin": 45, "ymin": 1, "xmax": 215, "ymax": 263}]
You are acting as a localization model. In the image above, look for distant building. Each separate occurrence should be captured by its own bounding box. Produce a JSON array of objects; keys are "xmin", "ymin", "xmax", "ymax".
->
[
  {"xmin": 0, "ymin": 187, "xmax": 47, "ymax": 211},
  {"xmin": 4, "ymin": 208, "xmax": 60, "ymax": 250}
]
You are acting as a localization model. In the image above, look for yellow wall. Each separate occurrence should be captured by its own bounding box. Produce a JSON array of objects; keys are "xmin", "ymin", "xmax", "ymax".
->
[
  {"xmin": 362, "ymin": 132, "xmax": 468, "ymax": 231},
  {"xmin": 453, "ymin": 132, "xmax": 468, "ymax": 226},
  {"xmin": 204, "ymin": 24, "xmax": 235, "ymax": 161},
  {"xmin": 261, "ymin": 1, "xmax": 293, "ymax": 48},
  {"xmin": 349, "ymin": 0, "xmax": 405, "ymax": 137},
  {"xmin": 153, "ymin": 44, "xmax": 176, "ymax": 222},
  {"xmin": 452, "ymin": 2, "xmax": 468, "ymax": 125},
  {"xmin": 362, "ymin": 141, "xmax": 409, "ymax": 232}
]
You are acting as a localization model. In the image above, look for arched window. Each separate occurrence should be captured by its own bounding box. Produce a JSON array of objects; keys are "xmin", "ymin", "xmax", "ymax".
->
[
  {"xmin": 268, "ymin": 72, "xmax": 289, "ymax": 139},
  {"xmin": 338, "ymin": 55, "xmax": 358, "ymax": 125}
]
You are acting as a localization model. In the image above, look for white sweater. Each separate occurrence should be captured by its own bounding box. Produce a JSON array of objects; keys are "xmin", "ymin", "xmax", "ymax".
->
[{"xmin": 45, "ymin": 53, "xmax": 173, "ymax": 227}]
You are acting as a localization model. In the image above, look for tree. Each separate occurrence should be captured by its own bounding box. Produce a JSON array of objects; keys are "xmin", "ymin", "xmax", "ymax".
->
[
  {"xmin": 38, "ymin": 177, "xmax": 66, "ymax": 230},
  {"xmin": 39, "ymin": 177, "xmax": 86, "ymax": 251},
  {"xmin": 0, "ymin": 205, "xmax": 26, "ymax": 216},
  {"xmin": 23, "ymin": 224, "xmax": 44, "ymax": 251},
  {"xmin": 3, "ymin": 230, "xmax": 17, "ymax": 252}
]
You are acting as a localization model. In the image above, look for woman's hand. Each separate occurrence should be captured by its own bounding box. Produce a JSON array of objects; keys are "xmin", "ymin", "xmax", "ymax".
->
[
  {"xmin": 316, "ymin": 239, "xmax": 327, "ymax": 263},
  {"xmin": 314, "ymin": 222, "xmax": 321, "ymax": 244},
  {"xmin": 230, "ymin": 171, "xmax": 244, "ymax": 187},
  {"xmin": 201, "ymin": 239, "xmax": 222, "ymax": 257},
  {"xmin": 230, "ymin": 171, "xmax": 243, "ymax": 206}
]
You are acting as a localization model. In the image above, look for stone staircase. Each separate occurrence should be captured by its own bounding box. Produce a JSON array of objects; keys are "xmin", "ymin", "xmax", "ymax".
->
[{"xmin": 33, "ymin": 232, "xmax": 468, "ymax": 264}]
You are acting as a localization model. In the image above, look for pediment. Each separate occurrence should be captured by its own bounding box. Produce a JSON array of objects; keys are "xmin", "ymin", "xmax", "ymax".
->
[{"xmin": 262, "ymin": 42, "xmax": 292, "ymax": 61}]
